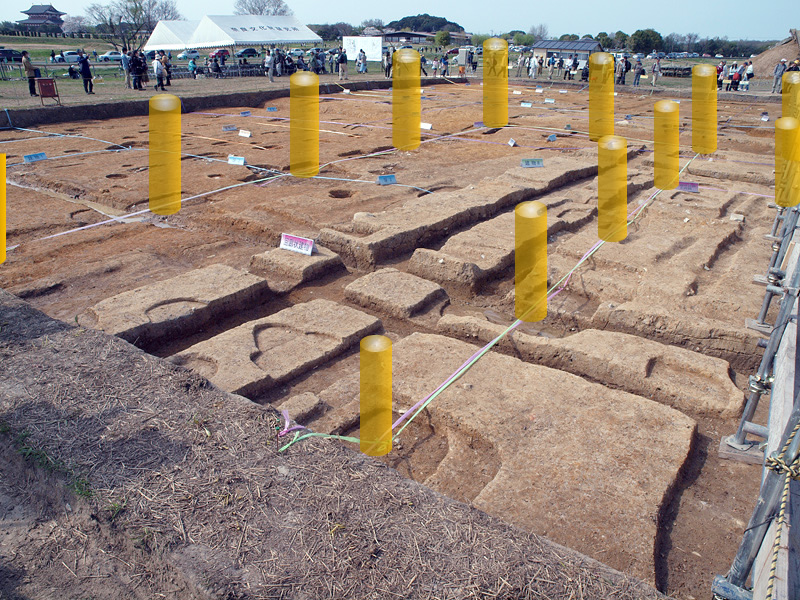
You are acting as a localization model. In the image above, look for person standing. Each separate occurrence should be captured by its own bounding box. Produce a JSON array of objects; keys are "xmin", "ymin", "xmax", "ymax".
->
[
  {"xmin": 121, "ymin": 51, "xmax": 131, "ymax": 88},
  {"xmin": 77, "ymin": 50, "xmax": 94, "ymax": 94},
  {"xmin": 264, "ymin": 50, "xmax": 274, "ymax": 82},
  {"xmin": 773, "ymin": 58, "xmax": 788, "ymax": 93},
  {"xmin": 161, "ymin": 52, "xmax": 171, "ymax": 86},
  {"xmin": 420, "ymin": 53, "xmax": 428, "ymax": 76},
  {"xmin": 616, "ymin": 55, "xmax": 626, "ymax": 84},
  {"xmin": 537, "ymin": 55, "xmax": 544, "ymax": 78},
  {"xmin": 789, "ymin": 59, "xmax": 800, "ymax": 72},
  {"xmin": 385, "ymin": 50, "xmax": 392, "ymax": 78},
  {"xmin": 152, "ymin": 53, "xmax": 166, "ymax": 91},
  {"xmin": 548, "ymin": 55, "xmax": 555, "ymax": 79},
  {"xmin": 338, "ymin": 47, "xmax": 348, "ymax": 80},
  {"xmin": 21, "ymin": 51, "xmax": 38, "ymax": 97},
  {"xmin": 557, "ymin": 55, "xmax": 564, "ymax": 78},
  {"xmin": 651, "ymin": 58, "xmax": 661, "ymax": 88},
  {"xmin": 633, "ymin": 60, "xmax": 644, "ymax": 87}
]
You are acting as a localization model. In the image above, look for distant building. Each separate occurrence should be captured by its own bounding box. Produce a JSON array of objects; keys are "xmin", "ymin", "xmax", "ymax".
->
[
  {"xmin": 382, "ymin": 30, "xmax": 471, "ymax": 46},
  {"xmin": 532, "ymin": 39, "xmax": 603, "ymax": 61},
  {"xmin": 18, "ymin": 4, "xmax": 65, "ymax": 30}
]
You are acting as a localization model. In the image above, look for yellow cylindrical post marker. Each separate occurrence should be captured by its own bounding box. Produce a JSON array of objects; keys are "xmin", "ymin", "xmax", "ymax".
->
[
  {"xmin": 598, "ymin": 135, "xmax": 628, "ymax": 242},
  {"xmin": 654, "ymin": 100, "xmax": 679, "ymax": 190},
  {"xmin": 360, "ymin": 335, "xmax": 392, "ymax": 457},
  {"xmin": 290, "ymin": 71, "xmax": 319, "ymax": 178},
  {"xmin": 393, "ymin": 49, "xmax": 421, "ymax": 151},
  {"xmin": 692, "ymin": 64, "xmax": 717, "ymax": 154},
  {"xmin": 775, "ymin": 117, "xmax": 800, "ymax": 208},
  {"xmin": 148, "ymin": 94, "xmax": 181, "ymax": 215},
  {"xmin": 589, "ymin": 52, "xmax": 614, "ymax": 142},
  {"xmin": 783, "ymin": 71, "xmax": 800, "ymax": 120},
  {"xmin": 515, "ymin": 201, "xmax": 547, "ymax": 322},
  {"xmin": 483, "ymin": 37, "xmax": 508, "ymax": 128},
  {"xmin": 0, "ymin": 154, "xmax": 5, "ymax": 265}
]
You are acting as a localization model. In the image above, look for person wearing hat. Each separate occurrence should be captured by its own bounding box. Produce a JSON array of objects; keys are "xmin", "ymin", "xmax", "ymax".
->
[
  {"xmin": 788, "ymin": 59, "xmax": 800, "ymax": 72},
  {"xmin": 773, "ymin": 58, "xmax": 788, "ymax": 93}
]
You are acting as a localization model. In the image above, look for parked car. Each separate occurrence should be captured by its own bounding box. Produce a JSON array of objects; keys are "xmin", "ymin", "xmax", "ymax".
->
[
  {"xmin": 98, "ymin": 50, "xmax": 123, "ymax": 62},
  {"xmin": 306, "ymin": 47, "xmax": 323, "ymax": 55},
  {"xmin": 235, "ymin": 47, "xmax": 259, "ymax": 58},
  {"xmin": 702, "ymin": 53, "xmax": 711, "ymax": 57},
  {"xmin": 288, "ymin": 48, "xmax": 304, "ymax": 57},
  {"xmin": 0, "ymin": 48, "xmax": 23, "ymax": 62},
  {"xmin": 178, "ymin": 49, "xmax": 200, "ymax": 60},
  {"xmin": 715, "ymin": 54, "xmax": 724, "ymax": 58},
  {"xmin": 399, "ymin": 45, "xmax": 413, "ymax": 50},
  {"xmin": 53, "ymin": 50, "xmax": 81, "ymax": 63},
  {"xmin": 142, "ymin": 50, "xmax": 157, "ymax": 60},
  {"xmin": 209, "ymin": 48, "xmax": 230, "ymax": 59},
  {"xmin": 446, "ymin": 48, "xmax": 459, "ymax": 55}
]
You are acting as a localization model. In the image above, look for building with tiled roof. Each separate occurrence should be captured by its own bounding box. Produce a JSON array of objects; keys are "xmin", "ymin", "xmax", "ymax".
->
[{"xmin": 18, "ymin": 4, "xmax": 65, "ymax": 29}]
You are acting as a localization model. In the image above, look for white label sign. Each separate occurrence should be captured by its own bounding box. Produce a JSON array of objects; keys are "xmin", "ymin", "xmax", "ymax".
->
[
  {"xmin": 280, "ymin": 233, "xmax": 314, "ymax": 255},
  {"xmin": 535, "ymin": 88, "xmax": 543, "ymax": 93},
  {"xmin": 521, "ymin": 158, "xmax": 544, "ymax": 168},
  {"xmin": 513, "ymin": 90, "xmax": 522, "ymax": 95},
  {"xmin": 420, "ymin": 122, "xmax": 433, "ymax": 130},
  {"xmin": 227, "ymin": 155, "xmax": 246, "ymax": 166},
  {"xmin": 520, "ymin": 101, "xmax": 532, "ymax": 107},
  {"xmin": 508, "ymin": 138, "xmax": 516, "ymax": 147},
  {"xmin": 544, "ymin": 98, "xmax": 555, "ymax": 104},
  {"xmin": 239, "ymin": 130, "xmax": 252, "ymax": 138}
]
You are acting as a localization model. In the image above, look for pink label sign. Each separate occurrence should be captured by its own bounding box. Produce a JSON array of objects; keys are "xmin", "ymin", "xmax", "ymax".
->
[{"xmin": 280, "ymin": 233, "xmax": 314, "ymax": 256}]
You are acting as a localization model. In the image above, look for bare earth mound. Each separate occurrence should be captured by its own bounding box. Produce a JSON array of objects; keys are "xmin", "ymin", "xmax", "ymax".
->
[{"xmin": 0, "ymin": 290, "xmax": 664, "ymax": 599}]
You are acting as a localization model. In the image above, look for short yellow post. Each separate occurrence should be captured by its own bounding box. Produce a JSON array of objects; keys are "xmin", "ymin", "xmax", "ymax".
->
[
  {"xmin": 360, "ymin": 335, "xmax": 392, "ymax": 457},
  {"xmin": 148, "ymin": 94, "xmax": 181, "ymax": 215},
  {"xmin": 775, "ymin": 117, "xmax": 800, "ymax": 208},
  {"xmin": 783, "ymin": 71, "xmax": 800, "ymax": 120},
  {"xmin": 290, "ymin": 71, "xmax": 319, "ymax": 178},
  {"xmin": 589, "ymin": 52, "xmax": 614, "ymax": 142},
  {"xmin": 515, "ymin": 201, "xmax": 547, "ymax": 322},
  {"xmin": 393, "ymin": 49, "xmax": 421, "ymax": 151},
  {"xmin": 598, "ymin": 135, "xmax": 628, "ymax": 242},
  {"xmin": 654, "ymin": 100, "xmax": 679, "ymax": 190},
  {"xmin": 483, "ymin": 37, "xmax": 508, "ymax": 128},
  {"xmin": 692, "ymin": 64, "xmax": 717, "ymax": 154},
  {"xmin": 0, "ymin": 154, "xmax": 5, "ymax": 265}
]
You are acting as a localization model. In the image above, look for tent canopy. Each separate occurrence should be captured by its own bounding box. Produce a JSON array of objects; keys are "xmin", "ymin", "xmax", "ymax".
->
[
  {"xmin": 143, "ymin": 15, "xmax": 322, "ymax": 52},
  {"xmin": 186, "ymin": 15, "xmax": 321, "ymax": 49},
  {"xmin": 143, "ymin": 20, "xmax": 199, "ymax": 51}
]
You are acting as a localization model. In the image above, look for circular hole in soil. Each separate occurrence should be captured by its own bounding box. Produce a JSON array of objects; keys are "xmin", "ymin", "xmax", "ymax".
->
[
  {"xmin": 329, "ymin": 189, "xmax": 353, "ymax": 199},
  {"xmin": 207, "ymin": 173, "xmax": 223, "ymax": 179},
  {"xmin": 105, "ymin": 173, "xmax": 127, "ymax": 179}
]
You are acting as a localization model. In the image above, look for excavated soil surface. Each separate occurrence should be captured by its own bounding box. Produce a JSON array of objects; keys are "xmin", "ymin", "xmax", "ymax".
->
[{"xmin": 0, "ymin": 82, "xmax": 783, "ymax": 598}]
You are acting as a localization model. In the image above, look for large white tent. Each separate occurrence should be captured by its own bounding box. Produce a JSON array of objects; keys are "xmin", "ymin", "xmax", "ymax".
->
[
  {"xmin": 143, "ymin": 20, "xmax": 199, "ymax": 51},
  {"xmin": 144, "ymin": 15, "xmax": 321, "ymax": 52}
]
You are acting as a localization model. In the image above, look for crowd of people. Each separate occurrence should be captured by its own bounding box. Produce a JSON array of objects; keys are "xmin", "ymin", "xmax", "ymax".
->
[{"xmin": 773, "ymin": 58, "xmax": 800, "ymax": 93}]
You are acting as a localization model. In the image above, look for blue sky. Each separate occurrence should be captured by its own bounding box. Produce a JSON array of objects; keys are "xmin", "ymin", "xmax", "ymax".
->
[{"xmin": 4, "ymin": 0, "xmax": 793, "ymax": 41}]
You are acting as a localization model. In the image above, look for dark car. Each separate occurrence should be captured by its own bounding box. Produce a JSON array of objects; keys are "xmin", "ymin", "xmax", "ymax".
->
[
  {"xmin": 0, "ymin": 49, "xmax": 24, "ymax": 63},
  {"xmin": 235, "ymin": 47, "xmax": 259, "ymax": 58},
  {"xmin": 446, "ymin": 48, "xmax": 459, "ymax": 55}
]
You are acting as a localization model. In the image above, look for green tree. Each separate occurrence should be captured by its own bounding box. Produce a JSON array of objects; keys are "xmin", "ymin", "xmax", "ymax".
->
[
  {"xmin": 471, "ymin": 33, "xmax": 490, "ymax": 46},
  {"xmin": 630, "ymin": 28, "xmax": 663, "ymax": 53},
  {"xmin": 596, "ymin": 31, "xmax": 611, "ymax": 48},
  {"xmin": 434, "ymin": 30, "xmax": 451, "ymax": 47},
  {"xmin": 613, "ymin": 30, "xmax": 628, "ymax": 48},
  {"xmin": 559, "ymin": 33, "xmax": 579, "ymax": 41}
]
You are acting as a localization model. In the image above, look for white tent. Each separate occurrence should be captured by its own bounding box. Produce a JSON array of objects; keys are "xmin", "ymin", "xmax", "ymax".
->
[
  {"xmin": 185, "ymin": 15, "xmax": 321, "ymax": 50},
  {"xmin": 143, "ymin": 20, "xmax": 199, "ymax": 51}
]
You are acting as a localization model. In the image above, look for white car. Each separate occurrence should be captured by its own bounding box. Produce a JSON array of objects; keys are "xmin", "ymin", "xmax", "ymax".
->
[
  {"xmin": 288, "ymin": 48, "xmax": 304, "ymax": 57},
  {"xmin": 98, "ymin": 50, "xmax": 123, "ymax": 62},
  {"xmin": 54, "ymin": 50, "xmax": 81, "ymax": 63},
  {"xmin": 178, "ymin": 49, "xmax": 200, "ymax": 60}
]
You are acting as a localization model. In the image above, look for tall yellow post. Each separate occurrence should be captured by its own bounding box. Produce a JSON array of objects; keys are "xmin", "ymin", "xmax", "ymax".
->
[
  {"xmin": 393, "ymin": 49, "xmax": 421, "ymax": 151},
  {"xmin": 0, "ymin": 154, "xmax": 5, "ymax": 265},
  {"xmin": 654, "ymin": 100, "xmax": 679, "ymax": 190},
  {"xmin": 483, "ymin": 37, "xmax": 508, "ymax": 128},
  {"xmin": 783, "ymin": 71, "xmax": 800, "ymax": 120},
  {"xmin": 148, "ymin": 94, "xmax": 181, "ymax": 215},
  {"xmin": 290, "ymin": 71, "xmax": 319, "ymax": 178},
  {"xmin": 360, "ymin": 335, "xmax": 392, "ymax": 457},
  {"xmin": 589, "ymin": 52, "xmax": 614, "ymax": 142},
  {"xmin": 598, "ymin": 135, "xmax": 627, "ymax": 242},
  {"xmin": 515, "ymin": 201, "xmax": 547, "ymax": 322},
  {"xmin": 775, "ymin": 117, "xmax": 800, "ymax": 208},
  {"xmin": 692, "ymin": 64, "xmax": 717, "ymax": 154}
]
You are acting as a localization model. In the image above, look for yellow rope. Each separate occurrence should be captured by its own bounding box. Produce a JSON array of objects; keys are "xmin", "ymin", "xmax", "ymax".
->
[{"xmin": 764, "ymin": 419, "xmax": 800, "ymax": 600}]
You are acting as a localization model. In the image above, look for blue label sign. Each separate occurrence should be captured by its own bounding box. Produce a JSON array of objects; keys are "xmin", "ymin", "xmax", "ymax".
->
[
  {"xmin": 520, "ymin": 101, "xmax": 532, "ymax": 107},
  {"xmin": 547, "ymin": 134, "xmax": 557, "ymax": 142},
  {"xmin": 377, "ymin": 174, "xmax": 397, "ymax": 185},
  {"xmin": 521, "ymin": 158, "xmax": 544, "ymax": 168},
  {"xmin": 222, "ymin": 125, "xmax": 238, "ymax": 131},
  {"xmin": 23, "ymin": 152, "xmax": 47, "ymax": 163},
  {"xmin": 227, "ymin": 155, "xmax": 246, "ymax": 166},
  {"xmin": 267, "ymin": 107, "xmax": 278, "ymax": 112},
  {"xmin": 677, "ymin": 181, "xmax": 699, "ymax": 193},
  {"xmin": 240, "ymin": 110, "xmax": 251, "ymax": 117}
]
